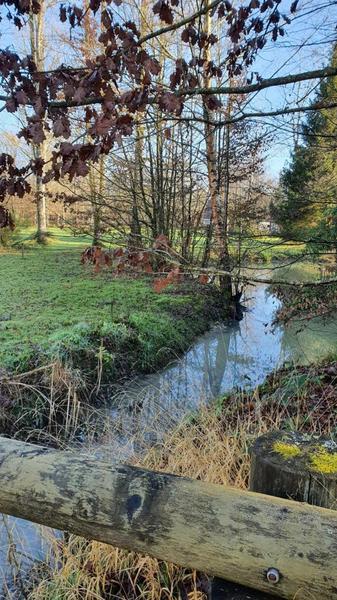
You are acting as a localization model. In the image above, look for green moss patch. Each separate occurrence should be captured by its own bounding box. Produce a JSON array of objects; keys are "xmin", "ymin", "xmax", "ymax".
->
[
  {"xmin": 310, "ymin": 447, "xmax": 337, "ymax": 474},
  {"xmin": 273, "ymin": 441, "xmax": 301, "ymax": 459}
]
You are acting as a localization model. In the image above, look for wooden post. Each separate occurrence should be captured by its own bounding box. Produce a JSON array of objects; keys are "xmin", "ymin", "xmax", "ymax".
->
[
  {"xmin": 250, "ymin": 430, "xmax": 337, "ymax": 508},
  {"xmin": 211, "ymin": 430, "xmax": 337, "ymax": 599},
  {"xmin": 1, "ymin": 437, "xmax": 337, "ymax": 598}
]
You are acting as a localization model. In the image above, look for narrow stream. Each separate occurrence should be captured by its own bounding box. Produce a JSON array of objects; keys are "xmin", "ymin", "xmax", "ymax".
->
[
  {"xmin": 2, "ymin": 263, "xmax": 337, "ymax": 590},
  {"xmin": 97, "ymin": 272, "xmax": 337, "ymax": 462}
]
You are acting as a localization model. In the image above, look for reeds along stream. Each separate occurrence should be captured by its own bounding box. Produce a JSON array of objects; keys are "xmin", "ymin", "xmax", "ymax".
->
[{"xmin": 2, "ymin": 263, "xmax": 337, "ymax": 590}]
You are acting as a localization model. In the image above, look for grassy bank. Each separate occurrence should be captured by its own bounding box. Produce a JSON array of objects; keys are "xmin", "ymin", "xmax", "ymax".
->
[
  {"xmin": 1, "ymin": 230, "xmax": 224, "ymax": 375},
  {"xmin": 0, "ymin": 229, "xmax": 223, "ymax": 441},
  {"xmin": 24, "ymin": 358, "xmax": 337, "ymax": 599}
]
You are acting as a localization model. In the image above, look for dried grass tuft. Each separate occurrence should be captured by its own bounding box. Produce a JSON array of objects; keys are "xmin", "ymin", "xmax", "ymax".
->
[{"xmin": 24, "ymin": 361, "xmax": 337, "ymax": 598}]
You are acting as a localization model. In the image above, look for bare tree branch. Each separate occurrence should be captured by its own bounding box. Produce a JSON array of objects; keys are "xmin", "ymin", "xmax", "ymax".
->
[
  {"xmin": 166, "ymin": 101, "xmax": 337, "ymax": 127},
  {"xmin": 2, "ymin": 65, "xmax": 333, "ymax": 112},
  {"xmin": 182, "ymin": 66, "xmax": 337, "ymax": 97},
  {"xmin": 139, "ymin": 0, "xmax": 223, "ymax": 45}
]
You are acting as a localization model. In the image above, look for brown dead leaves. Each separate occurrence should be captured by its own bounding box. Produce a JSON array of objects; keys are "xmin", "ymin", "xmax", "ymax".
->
[{"xmin": 80, "ymin": 235, "xmax": 210, "ymax": 293}]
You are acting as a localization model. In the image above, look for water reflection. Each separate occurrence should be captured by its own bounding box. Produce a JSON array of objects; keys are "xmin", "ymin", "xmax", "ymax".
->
[
  {"xmin": 109, "ymin": 284, "xmax": 283, "ymax": 413},
  {"xmin": 0, "ymin": 516, "xmax": 57, "ymax": 595},
  {"xmin": 2, "ymin": 263, "xmax": 337, "ymax": 586},
  {"xmin": 98, "ymin": 271, "xmax": 337, "ymax": 462}
]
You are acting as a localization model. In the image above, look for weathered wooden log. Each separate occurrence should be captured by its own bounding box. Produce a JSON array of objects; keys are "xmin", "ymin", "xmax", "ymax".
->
[
  {"xmin": 248, "ymin": 431, "xmax": 337, "ymax": 600},
  {"xmin": 210, "ymin": 430, "xmax": 336, "ymax": 600},
  {"xmin": 1, "ymin": 437, "xmax": 337, "ymax": 599},
  {"xmin": 250, "ymin": 430, "xmax": 337, "ymax": 508}
]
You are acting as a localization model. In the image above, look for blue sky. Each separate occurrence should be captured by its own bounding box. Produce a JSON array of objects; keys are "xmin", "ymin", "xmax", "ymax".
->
[
  {"xmin": 0, "ymin": 0, "xmax": 336, "ymax": 179},
  {"xmin": 249, "ymin": 0, "xmax": 337, "ymax": 177}
]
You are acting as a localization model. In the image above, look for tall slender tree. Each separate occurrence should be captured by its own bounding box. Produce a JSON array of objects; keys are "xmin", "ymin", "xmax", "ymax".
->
[
  {"xmin": 202, "ymin": 0, "xmax": 232, "ymax": 297},
  {"xmin": 29, "ymin": 3, "xmax": 48, "ymax": 242}
]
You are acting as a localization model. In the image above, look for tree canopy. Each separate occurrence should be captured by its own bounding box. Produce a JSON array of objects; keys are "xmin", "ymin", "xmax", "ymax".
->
[{"xmin": 1, "ymin": 0, "xmax": 337, "ymax": 202}]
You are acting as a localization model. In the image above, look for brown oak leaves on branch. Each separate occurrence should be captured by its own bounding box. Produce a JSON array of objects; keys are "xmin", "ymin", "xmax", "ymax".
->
[
  {"xmin": 0, "ymin": 0, "xmax": 295, "ymax": 200},
  {"xmin": 80, "ymin": 235, "xmax": 187, "ymax": 293}
]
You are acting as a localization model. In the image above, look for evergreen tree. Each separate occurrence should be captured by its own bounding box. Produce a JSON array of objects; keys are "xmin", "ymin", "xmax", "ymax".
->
[{"xmin": 273, "ymin": 44, "xmax": 337, "ymax": 248}]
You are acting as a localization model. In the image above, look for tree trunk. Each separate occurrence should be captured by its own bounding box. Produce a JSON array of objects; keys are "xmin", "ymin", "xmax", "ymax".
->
[
  {"xmin": 129, "ymin": 124, "xmax": 143, "ymax": 249},
  {"xmin": 81, "ymin": 5, "xmax": 106, "ymax": 247},
  {"xmin": 89, "ymin": 155, "xmax": 104, "ymax": 246},
  {"xmin": 29, "ymin": 8, "xmax": 47, "ymax": 243},
  {"xmin": 203, "ymin": 1, "xmax": 232, "ymax": 300},
  {"xmin": 128, "ymin": 0, "xmax": 149, "ymax": 250},
  {"xmin": 220, "ymin": 105, "xmax": 233, "ymax": 292},
  {"xmin": 35, "ymin": 172, "xmax": 47, "ymax": 243}
]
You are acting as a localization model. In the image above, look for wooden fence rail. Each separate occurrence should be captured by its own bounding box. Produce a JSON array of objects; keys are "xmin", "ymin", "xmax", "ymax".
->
[{"xmin": 0, "ymin": 436, "xmax": 337, "ymax": 599}]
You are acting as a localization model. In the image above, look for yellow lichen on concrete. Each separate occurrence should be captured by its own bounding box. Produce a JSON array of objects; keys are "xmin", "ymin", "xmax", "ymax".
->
[
  {"xmin": 310, "ymin": 448, "xmax": 337, "ymax": 474},
  {"xmin": 273, "ymin": 441, "xmax": 301, "ymax": 459}
]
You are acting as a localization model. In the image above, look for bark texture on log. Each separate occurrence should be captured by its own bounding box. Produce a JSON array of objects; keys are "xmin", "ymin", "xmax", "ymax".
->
[
  {"xmin": 1, "ymin": 437, "xmax": 337, "ymax": 599},
  {"xmin": 250, "ymin": 430, "xmax": 337, "ymax": 509}
]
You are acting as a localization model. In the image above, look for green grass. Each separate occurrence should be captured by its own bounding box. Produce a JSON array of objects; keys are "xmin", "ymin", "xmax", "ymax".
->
[
  {"xmin": 0, "ymin": 229, "xmax": 221, "ymax": 378},
  {"xmin": 0, "ymin": 228, "xmax": 305, "ymax": 376},
  {"xmin": 187, "ymin": 232, "xmax": 305, "ymax": 264},
  {"xmin": 186, "ymin": 232, "xmax": 305, "ymax": 262},
  {"xmin": 234, "ymin": 236, "xmax": 306, "ymax": 263}
]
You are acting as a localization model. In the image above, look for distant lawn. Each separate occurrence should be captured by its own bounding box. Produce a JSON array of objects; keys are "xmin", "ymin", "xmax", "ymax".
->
[
  {"xmin": 189, "ymin": 232, "xmax": 306, "ymax": 264},
  {"xmin": 10, "ymin": 226, "xmax": 93, "ymax": 250},
  {"xmin": 0, "ymin": 229, "xmax": 220, "ymax": 378},
  {"xmin": 234, "ymin": 235, "xmax": 306, "ymax": 263}
]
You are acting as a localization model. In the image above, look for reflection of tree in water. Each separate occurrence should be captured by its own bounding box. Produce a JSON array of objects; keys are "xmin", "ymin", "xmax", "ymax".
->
[
  {"xmin": 202, "ymin": 322, "xmax": 241, "ymax": 398},
  {"xmin": 104, "ymin": 323, "xmax": 245, "ymax": 457},
  {"xmin": 100, "ymin": 279, "xmax": 337, "ymax": 465},
  {"xmin": 108, "ymin": 290, "xmax": 271, "ymax": 447}
]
